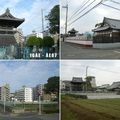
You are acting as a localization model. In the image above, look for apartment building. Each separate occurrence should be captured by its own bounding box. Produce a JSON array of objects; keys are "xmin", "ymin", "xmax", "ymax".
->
[
  {"xmin": 0, "ymin": 84, "xmax": 10, "ymax": 101},
  {"xmin": 15, "ymin": 87, "xmax": 33, "ymax": 102}
]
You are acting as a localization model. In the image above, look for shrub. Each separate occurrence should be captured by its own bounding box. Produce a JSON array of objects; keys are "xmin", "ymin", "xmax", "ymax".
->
[{"xmin": 43, "ymin": 36, "xmax": 54, "ymax": 48}]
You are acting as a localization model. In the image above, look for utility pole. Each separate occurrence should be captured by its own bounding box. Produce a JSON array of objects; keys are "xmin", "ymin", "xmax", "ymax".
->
[
  {"xmin": 62, "ymin": 4, "xmax": 68, "ymax": 35},
  {"xmin": 86, "ymin": 66, "xmax": 89, "ymax": 77},
  {"xmin": 41, "ymin": 9, "xmax": 44, "ymax": 33},
  {"xmin": 3, "ymin": 87, "xmax": 6, "ymax": 113},
  {"xmin": 39, "ymin": 95, "xmax": 42, "ymax": 115},
  {"xmin": 86, "ymin": 66, "xmax": 89, "ymax": 92}
]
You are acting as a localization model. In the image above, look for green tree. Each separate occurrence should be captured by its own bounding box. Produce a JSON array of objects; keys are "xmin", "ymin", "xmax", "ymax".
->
[
  {"xmin": 27, "ymin": 36, "xmax": 37, "ymax": 47},
  {"xmin": 46, "ymin": 5, "xmax": 59, "ymax": 34},
  {"xmin": 43, "ymin": 36, "xmax": 54, "ymax": 48},
  {"xmin": 27, "ymin": 36, "xmax": 43, "ymax": 48},
  {"xmin": 37, "ymin": 37, "xmax": 43, "ymax": 48},
  {"xmin": 44, "ymin": 76, "xmax": 59, "ymax": 94}
]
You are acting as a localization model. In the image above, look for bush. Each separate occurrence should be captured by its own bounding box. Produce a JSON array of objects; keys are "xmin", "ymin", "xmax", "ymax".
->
[
  {"xmin": 27, "ymin": 36, "xmax": 43, "ymax": 48},
  {"xmin": 43, "ymin": 36, "xmax": 54, "ymax": 48},
  {"xmin": 66, "ymin": 94, "xmax": 87, "ymax": 99}
]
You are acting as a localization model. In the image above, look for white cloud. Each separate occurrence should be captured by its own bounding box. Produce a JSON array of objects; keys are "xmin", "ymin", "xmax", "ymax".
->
[
  {"xmin": 61, "ymin": 60, "xmax": 120, "ymax": 86},
  {"xmin": 61, "ymin": 0, "xmax": 120, "ymax": 33}
]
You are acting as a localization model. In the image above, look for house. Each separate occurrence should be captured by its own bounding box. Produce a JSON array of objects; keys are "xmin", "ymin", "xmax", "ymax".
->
[
  {"xmin": 71, "ymin": 77, "xmax": 85, "ymax": 91},
  {"xmin": 61, "ymin": 80, "xmax": 71, "ymax": 91},
  {"xmin": 97, "ymin": 84, "xmax": 110, "ymax": 92},
  {"xmin": 92, "ymin": 17, "xmax": 120, "ymax": 48},
  {"xmin": 61, "ymin": 77, "xmax": 86, "ymax": 92},
  {"xmin": 108, "ymin": 82, "xmax": 120, "ymax": 92}
]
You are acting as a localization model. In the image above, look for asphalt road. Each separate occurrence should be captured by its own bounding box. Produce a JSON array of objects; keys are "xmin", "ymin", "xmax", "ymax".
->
[
  {"xmin": 0, "ymin": 113, "xmax": 59, "ymax": 120},
  {"xmin": 61, "ymin": 42, "xmax": 120, "ymax": 59}
]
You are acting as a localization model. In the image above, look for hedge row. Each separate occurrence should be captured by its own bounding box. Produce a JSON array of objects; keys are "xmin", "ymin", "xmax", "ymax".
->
[{"xmin": 66, "ymin": 94, "xmax": 87, "ymax": 99}]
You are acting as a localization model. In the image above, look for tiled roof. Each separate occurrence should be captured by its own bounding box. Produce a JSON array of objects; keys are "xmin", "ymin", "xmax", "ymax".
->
[
  {"xmin": 72, "ymin": 77, "xmax": 83, "ymax": 83},
  {"xmin": 108, "ymin": 82, "xmax": 120, "ymax": 89},
  {"xmin": 0, "ymin": 8, "xmax": 25, "ymax": 21},
  {"xmin": 93, "ymin": 17, "xmax": 120, "ymax": 32}
]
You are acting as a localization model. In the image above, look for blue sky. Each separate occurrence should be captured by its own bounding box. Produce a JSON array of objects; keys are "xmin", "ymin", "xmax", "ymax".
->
[
  {"xmin": 0, "ymin": 60, "xmax": 59, "ymax": 92},
  {"xmin": 0, "ymin": 0, "xmax": 59, "ymax": 36}
]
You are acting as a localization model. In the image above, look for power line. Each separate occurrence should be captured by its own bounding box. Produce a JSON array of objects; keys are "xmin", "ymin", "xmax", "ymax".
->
[
  {"xmin": 61, "ymin": 64, "xmax": 120, "ymax": 74},
  {"xmin": 68, "ymin": 0, "xmax": 103, "ymax": 26},
  {"xmin": 101, "ymin": 3, "xmax": 120, "ymax": 11},
  {"xmin": 88, "ymin": 65, "xmax": 120, "ymax": 74},
  {"xmin": 109, "ymin": 0, "xmax": 120, "ymax": 5},
  {"xmin": 68, "ymin": 0, "xmax": 91, "ymax": 21},
  {"xmin": 68, "ymin": 0, "xmax": 97, "ymax": 23}
]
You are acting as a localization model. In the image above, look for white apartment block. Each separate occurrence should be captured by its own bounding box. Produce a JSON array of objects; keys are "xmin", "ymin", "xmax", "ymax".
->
[{"xmin": 15, "ymin": 87, "xmax": 33, "ymax": 102}]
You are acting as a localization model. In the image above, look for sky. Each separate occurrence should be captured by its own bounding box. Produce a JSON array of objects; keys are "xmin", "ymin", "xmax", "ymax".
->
[
  {"xmin": 0, "ymin": 0, "xmax": 59, "ymax": 36},
  {"xmin": 0, "ymin": 60, "xmax": 59, "ymax": 92},
  {"xmin": 61, "ymin": 60, "xmax": 120, "ymax": 86},
  {"xmin": 60, "ymin": 0, "xmax": 120, "ymax": 34}
]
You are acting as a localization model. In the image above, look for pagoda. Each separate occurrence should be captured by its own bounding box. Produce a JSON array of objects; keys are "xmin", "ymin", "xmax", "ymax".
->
[{"xmin": 0, "ymin": 8, "xmax": 25, "ymax": 59}]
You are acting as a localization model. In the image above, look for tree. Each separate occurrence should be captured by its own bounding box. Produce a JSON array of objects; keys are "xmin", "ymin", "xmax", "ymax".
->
[
  {"xmin": 27, "ymin": 36, "xmax": 37, "ymax": 47},
  {"xmin": 37, "ymin": 37, "xmax": 43, "ymax": 48},
  {"xmin": 46, "ymin": 5, "xmax": 59, "ymax": 34},
  {"xmin": 26, "ymin": 36, "xmax": 43, "ymax": 48},
  {"xmin": 44, "ymin": 76, "xmax": 59, "ymax": 95},
  {"xmin": 43, "ymin": 36, "xmax": 54, "ymax": 48}
]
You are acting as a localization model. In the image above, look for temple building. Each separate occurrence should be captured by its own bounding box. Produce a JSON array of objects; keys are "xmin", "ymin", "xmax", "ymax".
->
[
  {"xmin": 93, "ymin": 17, "xmax": 120, "ymax": 48},
  {"xmin": 0, "ymin": 8, "xmax": 25, "ymax": 59},
  {"xmin": 61, "ymin": 77, "xmax": 86, "ymax": 92}
]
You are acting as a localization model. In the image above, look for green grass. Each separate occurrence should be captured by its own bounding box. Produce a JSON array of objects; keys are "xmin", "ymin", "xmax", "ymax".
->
[{"xmin": 62, "ymin": 95, "xmax": 120, "ymax": 120}]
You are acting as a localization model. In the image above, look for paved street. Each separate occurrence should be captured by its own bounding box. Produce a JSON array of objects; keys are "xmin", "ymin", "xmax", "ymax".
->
[
  {"xmin": 0, "ymin": 113, "xmax": 59, "ymax": 120},
  {"xmin": 61, "ymin": 42, "xmax": 120, "ymax": 59}
]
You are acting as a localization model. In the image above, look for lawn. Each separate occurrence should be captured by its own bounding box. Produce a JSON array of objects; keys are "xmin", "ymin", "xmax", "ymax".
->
[{"xmin": 61, "ymin": 95, "xmax": 120, "ymax": 120}]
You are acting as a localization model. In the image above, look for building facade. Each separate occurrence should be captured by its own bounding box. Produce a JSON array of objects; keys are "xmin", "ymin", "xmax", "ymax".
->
[
  {"xmin": 14, "ymin": 28, "xmax": 24, "ymax": 45},
  {"xmin": 0, "ymin": 84, "xmax": 10, "ymax": 101},
  {"xmin": 33, "ymin": 84, "xmax": 44, "ymax": 101},
  {"xmin": 15, "ymin": 87, "xmax": 32, "ymax": 102},
  {"xmin": 93, "ymin": 17, "xmax": 120, "ymax": 48},
  {"xmin": 0, "ymin": 8, "xmax": 24, "ymax": 59}
]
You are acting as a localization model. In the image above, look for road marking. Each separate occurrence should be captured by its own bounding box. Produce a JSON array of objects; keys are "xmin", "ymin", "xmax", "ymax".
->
[{"xmin": 113, "ymin": 51, "xmax": 120, "ymax": 54}]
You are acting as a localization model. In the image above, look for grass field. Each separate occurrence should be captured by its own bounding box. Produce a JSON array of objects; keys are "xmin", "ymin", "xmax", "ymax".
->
[{"xmin": 61, "ymin": 95, "xmax": 120, "ymax": 120}]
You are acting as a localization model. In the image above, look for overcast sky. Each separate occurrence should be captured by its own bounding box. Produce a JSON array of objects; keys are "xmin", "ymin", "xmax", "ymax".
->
[
  {"xmin": 60, "ymin": 0, "xmax": 120, "ymax": 34},
  {"xmin": 0, "ymin": 0, "xmax": 58, "ymax": 36},
  {"xmin": 0, "ymin": 60, "xmax": 59, "ymax": 92},
  {"xmin": 61, "ymin": 60, "xmax": 120, "ymax": 86}
]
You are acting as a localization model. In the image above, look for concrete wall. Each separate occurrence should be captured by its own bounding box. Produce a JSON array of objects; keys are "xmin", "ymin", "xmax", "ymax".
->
[
  {"xmin": 68, "ymin": 92, "xmax": 120, "ymax": 99},
  {"xmin": 65, "ymin": 37, "xmax": 93, "ymax": 46}
]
